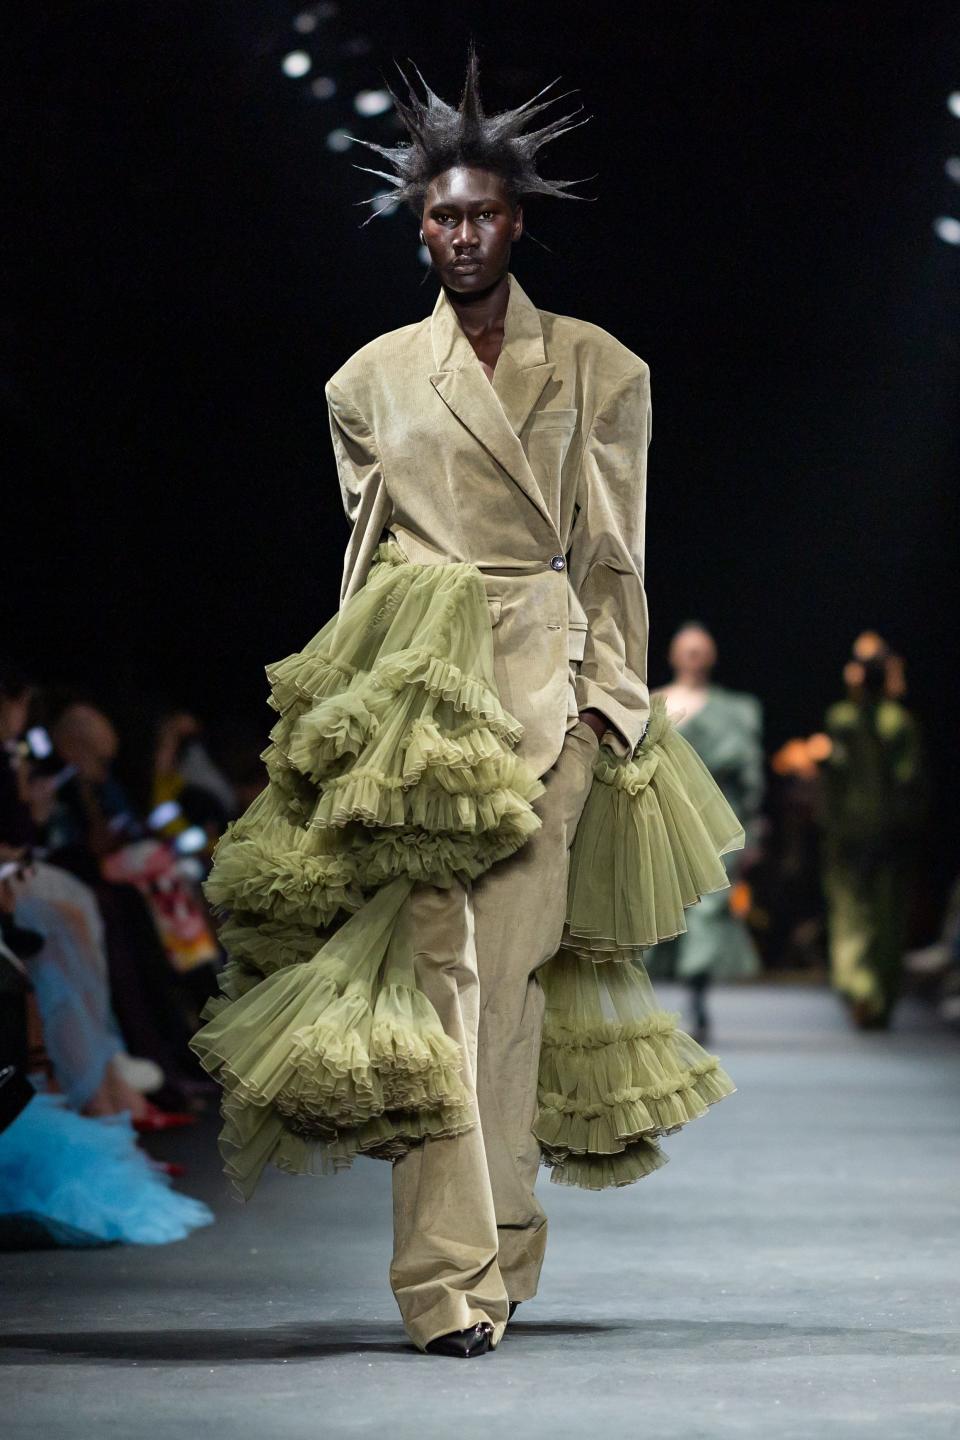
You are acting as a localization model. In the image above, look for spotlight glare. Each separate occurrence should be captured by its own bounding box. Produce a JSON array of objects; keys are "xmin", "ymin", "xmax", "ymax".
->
[
  {"xmin": 948, "ymin": 92, "xmax": 960, "ymax": 118},
  {"xmin": 418, "ymin": 244, "xmax": 431, "ymax": 267},
  {"xmin": 148, "ymin": 800, "xmax": 182, "ymax": 830},
  {"xmin": 371, "ymin": 190, "xmax": 399, "ymax": 217},
  {"xmin": 354, "ymin": 89, "xmax": 393, "ymax": 117},
  {"xmin": 293, "ymin": 12, "xmax": 317, "ymax": 33},
  {"xmin": 933, "ymin": 215, "xmax": 960, "ymax": 244},
  {"xmin": 175, "ymin": 826, "xmax": 208, "ymax": 857},
  {"xmin": 281, "ymin": 51, "xmax": 312, "ymax": 79},
  {"xmin": 946, "ymin": 157, "xmax": 960, "ymax": 184},
  {"xmin": 326, "ymin": 128, "xmax": 353, "ymax": 153},
  {"xmin": 26, "ymin": 726, "xmax": 53, "ymax": 759},
  {"xmin": 310, "ymin": 76, "xmax": 337, "ymax": 100}
]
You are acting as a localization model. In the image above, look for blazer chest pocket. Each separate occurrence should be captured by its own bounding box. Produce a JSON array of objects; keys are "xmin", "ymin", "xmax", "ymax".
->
[{"xmin": 526, "ymin": 409, "xmax": 579, "ymax": 519}]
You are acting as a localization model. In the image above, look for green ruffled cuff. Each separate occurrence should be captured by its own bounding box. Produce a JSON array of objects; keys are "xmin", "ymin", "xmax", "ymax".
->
[{"xmin": 565, "ymin": 694, "xmax": 745, "ymax": 955}]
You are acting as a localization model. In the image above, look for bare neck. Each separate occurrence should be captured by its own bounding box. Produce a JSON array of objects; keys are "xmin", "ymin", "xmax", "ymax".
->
[
  {"xmin": 444, "ymin": 274, "xmax": 510, "ymax": 379},
  {"xmin": 445, "ymin": 272, "xmax": 509, "ymax": 334}
]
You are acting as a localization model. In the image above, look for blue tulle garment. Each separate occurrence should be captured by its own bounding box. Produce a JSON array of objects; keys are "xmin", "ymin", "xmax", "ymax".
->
[
  {"xmin": 0, "ymin": 1094, "xmax": 214, "ymax": 1246},
  {"xmin": 16, "ymin": 894, "xmax": 122, "ymax": 1110}
]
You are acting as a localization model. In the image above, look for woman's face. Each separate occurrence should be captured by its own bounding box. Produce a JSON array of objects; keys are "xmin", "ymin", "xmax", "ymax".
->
[
  {"xmin": 669, "ymin": 627, "xmax": 717, "ymax": 684},
  {"xmin": 421, "ymin": 166, "xmax": 523, "ymax": 293}
]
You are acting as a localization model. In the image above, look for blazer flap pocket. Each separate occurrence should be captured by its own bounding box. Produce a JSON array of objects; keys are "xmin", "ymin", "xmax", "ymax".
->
[
  {"xmin": 568, "ymin": 617, "xmax": 588, "ymax": 663},
  {"xmin": 529, "ymin": 407, "xmax": 578, "ymax": 432}
]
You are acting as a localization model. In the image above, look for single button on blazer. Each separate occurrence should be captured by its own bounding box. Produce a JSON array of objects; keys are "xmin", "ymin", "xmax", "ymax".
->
[{"xmin": 325, "ymin": 272, "xmax": 652, "ymax": 778}]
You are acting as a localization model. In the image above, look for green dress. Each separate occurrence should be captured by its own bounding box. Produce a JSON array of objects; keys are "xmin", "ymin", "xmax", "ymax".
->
[
  {"xmin": 820, "ymin": 697, "xmax": 926, "ymax": 1022},
  {"xmin": 648, "ymin": 686, "xmax": 763, "ymax": 982}
]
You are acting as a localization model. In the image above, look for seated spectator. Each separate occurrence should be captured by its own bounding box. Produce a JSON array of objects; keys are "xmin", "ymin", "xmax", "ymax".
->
[{"xmin": 1, "ymin": 672, "xmax": 204, "ymax": 1120}]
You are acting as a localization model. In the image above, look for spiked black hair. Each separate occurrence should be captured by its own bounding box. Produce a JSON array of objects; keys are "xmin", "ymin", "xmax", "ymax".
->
[{"xmin": 351, "ymin": 44, "xmax": 591, "ymax": 221}]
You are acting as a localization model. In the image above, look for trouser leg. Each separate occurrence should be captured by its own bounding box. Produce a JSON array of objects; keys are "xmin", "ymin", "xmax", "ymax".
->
[
  {"xmin": 389, "ymin": 882, "xmax": 509, "ymax": 1351},
  {"xmin": 389, "ymin": 724, "xmax": 598, "ymax": 1340},
  {"xmin": 872, "ymin": 862, "xmax": 908, "ymax": 1021},
  {"xmin": 472, "ymin": 722, "xmax": 599, "ymax": 1302},
  {"xmin": 688, "ymin": 972, "xmax": 712, "ymax": 1036},
  {"xmin": 19, "ymin": 863, "xmax": 111, "ymax": 986},
  {"xmin": 824, "ymin": 863, "xmax": 881, "ymax": 1012}
]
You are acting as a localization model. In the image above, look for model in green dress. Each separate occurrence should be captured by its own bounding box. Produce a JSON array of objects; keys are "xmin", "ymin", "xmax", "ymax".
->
[
  {"xmin": 652, "ymin": 624, "xmax": 764, "ymax": 1040},
  {"xmin": 820, "ymin": 649, "xmax": 926, "ymax": 1029}
]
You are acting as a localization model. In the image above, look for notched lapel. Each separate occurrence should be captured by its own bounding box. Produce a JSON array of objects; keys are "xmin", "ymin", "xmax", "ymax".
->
[
  {"xmin": 429, "ymin": 366, "xmax": 558, "ymax": 534},
  {"xmin": 428, "ymin": 273, "xmax": 562, "ymax": 536},
  {"xmin": 491, "ymin": 350, "xmax": 556, "ymax": 437}
]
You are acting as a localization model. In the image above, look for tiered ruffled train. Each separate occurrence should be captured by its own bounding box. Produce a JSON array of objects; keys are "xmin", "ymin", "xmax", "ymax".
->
[
  {"xmin": 190, "ymin": 545, "xmax": 544, "ymax": 1198},
  {"xmin": 535, "ymin": 697, "xmax": 742, "ymax": 1188}
]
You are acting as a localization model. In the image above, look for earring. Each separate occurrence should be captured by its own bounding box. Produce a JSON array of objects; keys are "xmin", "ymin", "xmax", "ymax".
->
[{"xmin": 419, "ymin": 231, "xmax": 424, "ymax": 243}]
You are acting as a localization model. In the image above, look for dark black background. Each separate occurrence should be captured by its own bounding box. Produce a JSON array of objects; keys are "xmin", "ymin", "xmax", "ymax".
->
[{"xmin": 5, "ymin": 2, "xmax": 959, "ymax": 902}]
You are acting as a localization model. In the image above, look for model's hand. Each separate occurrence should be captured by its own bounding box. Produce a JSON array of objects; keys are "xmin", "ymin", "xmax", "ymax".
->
[
  {"xmin": 550, "ymin": 720, "xmax": 601, "ymax": 842},
  {"xmin": 577, "ymin": 708, "xmax": 609, "ymax": 743}
]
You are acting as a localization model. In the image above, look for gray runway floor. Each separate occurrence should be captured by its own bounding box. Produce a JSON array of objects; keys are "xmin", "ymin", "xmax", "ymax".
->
[{"xmin": 2, "ymin": 984, "xmax": 959, "ymax": 1440}]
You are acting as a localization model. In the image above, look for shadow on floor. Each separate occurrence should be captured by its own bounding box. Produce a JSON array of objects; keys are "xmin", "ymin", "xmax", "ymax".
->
[
  {"xmin": 0, "ymin": 1322, "xmax": 413, "ymax": 1363},
  {"xmin": 1, "ymin": 1317, "xmax": 953, "ymax": 1365},
  {"xmin": 0, "ymin": 1320, "xmax": 617, "ymax": 1365}
]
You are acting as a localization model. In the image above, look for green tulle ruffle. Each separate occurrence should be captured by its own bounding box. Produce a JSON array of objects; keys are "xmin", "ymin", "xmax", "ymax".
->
[
  {"xmin": 537, "ymin": 700, "xmax": 741, "ymax": 1191},
  {"xmin": 564, "ymin": 695, "xmax": 745, "ymax": 958},
  {"xmin": 191, "ymin": 547, "xmax": 542, "ymax": 1197},
  {"xmin": 193, "ymin": 877, "xmax": 477, "ymax": 1199},
  {"xmin": 192, "ymin": 546, "xmax": 739, "ymax": 1199},
  {"xmin": 535, "ymin": 947, "xmax": 736, "ymax": 1189}
]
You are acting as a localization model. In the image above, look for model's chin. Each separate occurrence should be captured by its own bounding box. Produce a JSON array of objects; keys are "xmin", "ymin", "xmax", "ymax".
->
[
  {"xmin": 443, "ymin": 267, "xmax": 486, "ymax": 290},
  {"xmin": 440, "ymin": 265, "xmax": 508, "ymax": 296}
]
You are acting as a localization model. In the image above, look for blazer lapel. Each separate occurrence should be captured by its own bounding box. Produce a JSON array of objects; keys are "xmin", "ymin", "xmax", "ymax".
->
[{"xmin": 429, "ymin": 274, "xmax": 559, "ymax": 536}]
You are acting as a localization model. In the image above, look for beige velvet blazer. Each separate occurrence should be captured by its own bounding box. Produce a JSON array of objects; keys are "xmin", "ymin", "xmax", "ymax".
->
[{"xmin": 325, "ymin": 272, "xmax": 651, "ymax": 778}]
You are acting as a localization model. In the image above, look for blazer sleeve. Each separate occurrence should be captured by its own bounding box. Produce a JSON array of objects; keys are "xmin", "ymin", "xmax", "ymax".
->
[
  {"xmin": 568, "ymin": 363, "xmax": 652, "ymax": 755},
  {"xmin": 325, "ymin": 378, "xmax": 393, "ymax": 603}
]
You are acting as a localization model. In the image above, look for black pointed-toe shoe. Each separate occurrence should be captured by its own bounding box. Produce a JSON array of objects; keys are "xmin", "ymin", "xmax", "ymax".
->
[
  {"xmin": 424, "ymin": 1323, "xmax": 494, "ymax": 1358},
  {"xmin": 508, "ymin": 1301, "xmax": 520, "ymax": 1320}
]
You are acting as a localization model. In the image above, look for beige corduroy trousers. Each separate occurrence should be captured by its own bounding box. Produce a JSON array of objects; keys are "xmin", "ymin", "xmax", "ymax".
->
[{"xmin": 389, "ymin": 721, "xmax": 599, "ymax": 1350}]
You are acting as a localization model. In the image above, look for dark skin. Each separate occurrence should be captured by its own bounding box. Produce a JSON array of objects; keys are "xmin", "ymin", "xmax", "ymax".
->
[
  {"xmin": 420, "ymin": 165, "xmax": 520, "ymax": 381},
  {"xmin": 419, "ymin": 164, "xmax": 610, "ymax": 745}
]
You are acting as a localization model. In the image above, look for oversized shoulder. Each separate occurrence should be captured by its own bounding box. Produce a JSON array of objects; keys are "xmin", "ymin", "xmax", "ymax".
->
[
  {"xmin": 826, "ymin": 699, "xmax": 914, "ymax": 736},
  {"xmin": 538, "ymin": 308, "xmax": 649, "ymax": 396},
  {"xmin": 325, "ymin": 317, "xmax": 432, "ymax": 409},
  {"xmin": 324, "ymin": 302, "xmax": 649, "ymax": 412}
]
